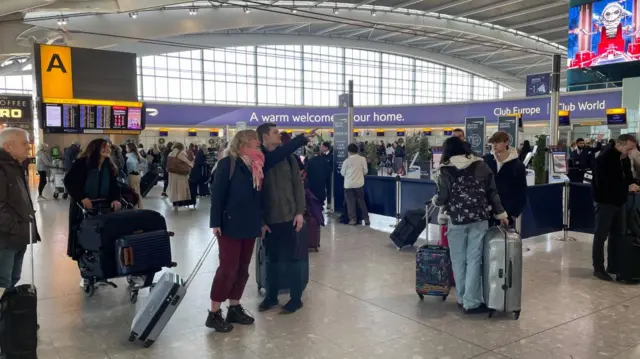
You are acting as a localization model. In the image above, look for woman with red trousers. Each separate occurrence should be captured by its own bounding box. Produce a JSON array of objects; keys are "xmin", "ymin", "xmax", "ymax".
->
[{"xmin": 207, "ymin": 129, "xmax": 315, "ymax": 332}]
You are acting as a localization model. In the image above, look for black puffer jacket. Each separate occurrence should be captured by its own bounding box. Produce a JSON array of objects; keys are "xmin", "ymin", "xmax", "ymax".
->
[{"xmin": 0, "ymin": 150, "xmax": 40, "ymax": 249}]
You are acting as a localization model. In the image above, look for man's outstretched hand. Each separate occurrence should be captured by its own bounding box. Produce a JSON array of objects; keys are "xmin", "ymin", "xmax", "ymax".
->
[{"xmin": 304, "ymin": 128, "xmax": 319, "ymax": 139}]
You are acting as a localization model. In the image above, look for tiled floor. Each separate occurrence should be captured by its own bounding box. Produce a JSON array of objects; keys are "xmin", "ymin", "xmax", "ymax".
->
[{"xmin": 25, "ymin": 184, "xmax": 640, "ymax": 359}]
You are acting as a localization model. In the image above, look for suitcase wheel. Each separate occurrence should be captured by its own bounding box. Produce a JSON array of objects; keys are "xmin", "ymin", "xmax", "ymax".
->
[
  {"xmin": 512, "ymin": 311, "xmax": 521, "ymax": 320},
  {"xmin": 143, "ymin": 340, "xmax": 155, "ymax": 348},
  {"xmin": 127, "ymin": 277, "xmax": 135, "ymax": 287},
  {"xmin": 83, "ymin": 283, "xmax": 95, "ymax": 297},
  {"xmin": 488, "ymin": 309, "xmax": 495, "ymax": 318},
  {"xmin": 441, "ymin": 295, "xmax": 447, "ymax": 301},
  {"xmin": 53, "ymin": 192, "xmax": 59, "ymax": 199},
  {"xmin": 418, "ymin": 293, "xmax": 424, "ymax": 300},
  {"xmin": 128, "ymin": 333, "xmax": 137, "ymax": 342},
  {"xmin": 63, "ymin": 193, "xmax": 68, "ymax": 200},
  {"xmin": 130, "ymin": 291, "xmax": 138, "ymax": 304}
]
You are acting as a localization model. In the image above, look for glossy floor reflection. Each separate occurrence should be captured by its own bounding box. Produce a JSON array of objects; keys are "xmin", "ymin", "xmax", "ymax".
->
[{"xmin": 26, "ymin": 184, "xmax": 640, "ymax": 359}]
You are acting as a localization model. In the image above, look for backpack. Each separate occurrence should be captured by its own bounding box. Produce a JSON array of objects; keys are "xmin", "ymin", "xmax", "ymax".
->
[{"xmin": 445, "ymin": 166, "xmax": 490, "ymax": 225}]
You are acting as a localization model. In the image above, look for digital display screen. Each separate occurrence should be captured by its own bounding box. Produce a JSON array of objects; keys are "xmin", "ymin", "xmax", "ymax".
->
[
  {"xmin": 376, "ymin": 132, "xmax": 384, "ymax": 137},
  {"xmin": 80, "ymin": 105, "xmax": 96, "ymax": 129},
  {"xmin": 559, "ymin": 115, "xmax": 571, "ymax": 126},
  {"xmin": 607, "ymin": 113, "xmax": 627, "ymax": 125},
  {"xmin": 45, "ymin": 105, "xmax": 62, "ymax": 127},
  {"xmin": 62, "ymin": 104, "xmax": 78, "ymax": 129},
  {"xmin": 96, "ymin": 106, "xmax": 111, "ymax": 129},
  {"xmin": 112, "ymin": 106, "xmax": 127, "ymax": 129},
  {"xmin": 568, "ymin": 0, "xmax": 638, "ymax": 69},
  {"xmin": 188, "ymin": 131, "xmax": 197, "ymax": 137},
  {"xmin": 396, "ymin": 131, "xmax": 405, "ymax": 137},
  {"xmin": 127, "ymin": 107, "xmax": 141, "ymax": 130},
  {"xmin": 210, "ymin": 131, "xmax": 219, "ymax": 137}
]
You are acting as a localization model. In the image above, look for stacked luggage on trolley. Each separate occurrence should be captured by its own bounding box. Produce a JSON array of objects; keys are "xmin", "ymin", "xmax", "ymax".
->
[
  {"xmin": 74, "ymin": 200, "xmax": 176, "ymax": 303},
  {"xmin": 50, "ymin": 159, "xmax": 68, "ymax": 199},
  {"xmin": 391, "ymin": 204, "xmax": 522, "ymax": 320}
]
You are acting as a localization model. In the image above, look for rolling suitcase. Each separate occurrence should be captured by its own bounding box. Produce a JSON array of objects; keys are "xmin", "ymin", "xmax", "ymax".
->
[
  {"xmin": 115, "ymin": 230, "xmax": 174, "ymax": 276},
  {"xmin": 256, "ymin": 224, "xmax": 309, "ymax": 293},
  {"xmin": 483, "ymin": 226, "xmax": 522, "ymax": 320},
  {"xmin": 416, "ymin": 205, "xmax": 451, "ymax": 301},
  {"xmin": 140, "ymin": 170, "xmax": 160, "ymax": 198},
  {"xmin": 0, "ymin": 220, "xmax": 38, "ymax": 359},
  {"xmin": 129, "ymin": 235, "xmax": 217, "ymax": 348},
  {"xmin": 390, "ymin": 208, "xmax": 427, "ymax": 249},
  {"xmin": 306, "ymin": 214, "xmax": 321, "ymax": 252}
]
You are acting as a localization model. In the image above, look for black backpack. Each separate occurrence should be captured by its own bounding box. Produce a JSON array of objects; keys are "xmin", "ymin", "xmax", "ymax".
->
[{"xmin": 446, "ymin": 165, "xmax": 490, "ymax": 225}]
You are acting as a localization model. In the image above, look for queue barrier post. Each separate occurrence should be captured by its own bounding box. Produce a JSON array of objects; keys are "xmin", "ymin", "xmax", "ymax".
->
[
  {"xmin": 390, "ymin": 175, "xmax": 401, "ymax": 228},
  {"xmin": 554, "ymin": 181, "xmax": 577, "ymax": 242}
]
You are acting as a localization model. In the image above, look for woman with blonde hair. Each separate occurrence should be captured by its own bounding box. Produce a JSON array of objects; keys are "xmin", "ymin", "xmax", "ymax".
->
[
  {"xmin": 206, "ymin": 128, "xmax": 316, "ymax": 332},
  {"xmin": 166, "ymin": 142, "xmax": 194, "ymax": 210}
]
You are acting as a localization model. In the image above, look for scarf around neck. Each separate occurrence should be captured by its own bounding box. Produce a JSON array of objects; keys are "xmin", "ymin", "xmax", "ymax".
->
[{"xmin": 239, "ymin": 147, "xmax": 265, "ymax": 190}]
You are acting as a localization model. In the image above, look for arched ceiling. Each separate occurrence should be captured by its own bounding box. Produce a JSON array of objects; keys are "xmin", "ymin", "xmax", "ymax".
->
[{"xmin": 0, "ymin": 0, "xmax": 572, "ymax": 90}]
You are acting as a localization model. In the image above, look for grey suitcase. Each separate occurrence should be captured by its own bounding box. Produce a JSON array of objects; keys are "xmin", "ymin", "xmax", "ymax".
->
[
  {"xmin": 483, "ymin": 226, "xmax": 522, "ymax": 320},
  {"xmin": 128, "ymin": 236, "xmax": 217, "ymax": 348}
]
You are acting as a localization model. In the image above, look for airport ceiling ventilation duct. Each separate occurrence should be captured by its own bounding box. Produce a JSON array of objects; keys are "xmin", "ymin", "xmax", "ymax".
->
[{"xmin": 0, "ymin": 0, "xmax": 56, "ymax": 17}]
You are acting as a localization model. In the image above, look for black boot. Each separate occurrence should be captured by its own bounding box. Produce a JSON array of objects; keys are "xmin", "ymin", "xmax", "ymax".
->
[
  {"xmin": 226, "ymin": 305, "xmax": 254, "ymax": 325},
  {"xmin": 280, "ymin": 299, "xmax": 303, "ymax": 314},
  {"xmin": 594, "ymin": 269, "xmax": 613, "ymax": 282},
  {"xmin": 258, "ymin": 296, "xmax": 279, "ymax": 312},
  {"xmin": 205, "ymin": 310, "xmax": 233, "ymax": 333}
]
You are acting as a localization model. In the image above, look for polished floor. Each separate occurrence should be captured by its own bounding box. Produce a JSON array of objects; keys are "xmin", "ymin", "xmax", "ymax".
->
[{"xmin": 25, "ymin": 182, "xmax": 640, "ymax": 359}]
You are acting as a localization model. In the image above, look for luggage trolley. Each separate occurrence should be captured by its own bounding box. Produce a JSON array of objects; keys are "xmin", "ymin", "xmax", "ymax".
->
[{"xmin": 50, "ymin": 159, "xmax": 68, "ymax": 200}]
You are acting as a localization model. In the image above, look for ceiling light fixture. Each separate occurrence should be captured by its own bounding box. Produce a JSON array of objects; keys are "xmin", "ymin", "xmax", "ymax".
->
[
  {"xmin": 291, "ymin": 8, "xmax": 297, "ymax": 13},
  {"xmin": 243, "ymin": 7, "xmax": 250, "ymax": 13},
  {"xmin": 189, "ymin": 7, "xmax": 198, "ymax": 15},
  {"xmin": 57, "ymin": 17, "xmax": 67, "ymax": 25},
  {"xmin": 129, "ymin": 12, "xmax": 138, "ymax": 19},
  {"xmin": 333, "ymin": 7, "xmax": 339, "ymax": 14},
  {"xmin": 371, "ymin": 9, "xmax": 377, "ymax": 16}
]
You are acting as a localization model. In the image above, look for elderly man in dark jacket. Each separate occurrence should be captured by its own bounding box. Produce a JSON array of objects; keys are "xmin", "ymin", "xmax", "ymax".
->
[
  {"xmin": 63, "ymin": 141, "xmax": 81, "ymax": 172},
  {"xmin": 0, "ymin": 128, "xmax": 40, "ymax": 292}
]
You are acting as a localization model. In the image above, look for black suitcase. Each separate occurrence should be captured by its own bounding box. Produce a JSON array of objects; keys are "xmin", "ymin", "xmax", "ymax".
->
[
  {"xmin": 115, "ymin": 230, "xmax": 173, "ymax": 276},
  {"xmin": 173, "ymin": 181, "xmax": 198, "ymax": 208},
  {"xmin": 390, "ymin": 209, "xmax": 427, "ymax": 249},
  {"xmin": 256, "ymin": 224, "xmax": 309, "ymax": 293},
  {"xmin": 140, "ymin": 171, "xmax": 160, "ymax": 198},
  {"xmin": 0, "ymin": 222, "xmax": 38, "ymax": 359}
]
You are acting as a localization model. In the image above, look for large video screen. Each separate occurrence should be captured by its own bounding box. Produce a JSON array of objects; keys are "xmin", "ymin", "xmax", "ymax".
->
[
  {"xmin": 41, "ymin": 102, "xmax": 145, "ymax": 133},
  {"xmin": 568, "ymin": 0, "xmax": 638, "ymax": 69}
]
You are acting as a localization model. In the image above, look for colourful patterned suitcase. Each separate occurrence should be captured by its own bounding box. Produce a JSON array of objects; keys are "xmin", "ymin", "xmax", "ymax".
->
[{"xmin": 416, "ymin": 244, "xmax": 451, "ymax": 301}]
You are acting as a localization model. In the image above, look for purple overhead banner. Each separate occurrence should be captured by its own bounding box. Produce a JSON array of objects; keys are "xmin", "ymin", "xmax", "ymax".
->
[{"xmin": 145, "ymin": 90, "xmax": 621, "ymax": 127}]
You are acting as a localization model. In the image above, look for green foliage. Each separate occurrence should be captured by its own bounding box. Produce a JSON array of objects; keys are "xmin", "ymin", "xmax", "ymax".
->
[
  {"xmin": 364, "ymin": 142, "xmax": 379, "ymax": 170},
  {"xmin": 532, "ymin": 134, "xmax": 547, "ymax": 185},
  {"xmin": 405, "ymin": 134, "xmax": 431, "ymax": 163}
]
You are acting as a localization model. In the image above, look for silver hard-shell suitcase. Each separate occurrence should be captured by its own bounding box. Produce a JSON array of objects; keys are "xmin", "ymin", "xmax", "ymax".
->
[
  {"xmin": 482, "ymin": 226, "xmax": 522, "ymax": 320},
  {"xmin": 129, "ymin": 236, "xmax": 217, "ymax": 347}
]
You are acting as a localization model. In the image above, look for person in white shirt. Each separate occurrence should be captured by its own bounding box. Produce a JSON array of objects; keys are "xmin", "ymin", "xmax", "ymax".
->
[{"xmin": 341, "ymin": 143, "xmax": 370, "ymax": 225}]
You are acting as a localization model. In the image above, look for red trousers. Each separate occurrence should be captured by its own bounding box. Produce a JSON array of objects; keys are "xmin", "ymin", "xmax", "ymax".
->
[{"xmin": 210, "ymin": 235, "xmax": 256, "ymax": 302}]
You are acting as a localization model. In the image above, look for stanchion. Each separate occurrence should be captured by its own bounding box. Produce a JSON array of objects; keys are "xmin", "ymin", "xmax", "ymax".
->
[
  {"xmin": 554, "ymin": 181, "xmax": 577, "ymax": 242},
  {"xmin": 390, "ymin": 175, "xmax": 401, "ymax": 228},
  {"xmin": 327, "ymin": 174, "xmax": 335, "ymax": 213}
]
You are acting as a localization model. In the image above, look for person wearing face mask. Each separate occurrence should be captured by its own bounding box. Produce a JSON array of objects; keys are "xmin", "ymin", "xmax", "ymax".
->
[{"xmin": 591, "ymin": 134, "xmax": 639, "ymax": 283}]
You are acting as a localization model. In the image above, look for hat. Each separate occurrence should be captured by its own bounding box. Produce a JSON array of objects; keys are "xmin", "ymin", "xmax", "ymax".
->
[{"xmin": 103, "ymin": 136, "xmax": 112, "ymax": 144}]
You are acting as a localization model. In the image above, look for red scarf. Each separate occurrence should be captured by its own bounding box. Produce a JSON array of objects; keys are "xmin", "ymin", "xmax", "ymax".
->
[{"xmin": 239, "ymin": 148, "xmax": 265, "ymax": 190}]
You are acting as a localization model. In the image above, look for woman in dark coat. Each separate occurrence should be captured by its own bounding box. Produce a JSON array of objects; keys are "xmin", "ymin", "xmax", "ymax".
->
[
  {"xmin": 304, "ymin": 146, "xmax": 330, "ymax": 204},
  {"xmin": 64, "ymin": 138, "xmax": 121, "ymax": 259}
]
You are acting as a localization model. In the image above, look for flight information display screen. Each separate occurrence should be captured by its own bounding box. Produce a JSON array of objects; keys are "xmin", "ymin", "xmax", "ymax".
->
[
  {"xmin": 112, "ymin": 106, "xmax": 127, "ymax": 129},
  {"xmin": 41, "ymin": 102, "xmax": 145, "ymax": 133}
]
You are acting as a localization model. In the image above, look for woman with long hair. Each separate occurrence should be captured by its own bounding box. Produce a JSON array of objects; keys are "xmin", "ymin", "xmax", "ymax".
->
[
  {"xmin": 64, "ymin": 138, "xmax": 121, "ymax": 259},
  {"xmin": 432, "ymin": 136, "xmax": 508, "ymax": 314},
  {"xmin": 167, "ymin": 142, "xmax": 194, "ymax": 209},
  {"xmin": 207, "ymin": 130, "xmax": 264, "ymax": 332},
  {"xmin": 125, "ymin": 142, "xmax": 143, "ymax": 208}
]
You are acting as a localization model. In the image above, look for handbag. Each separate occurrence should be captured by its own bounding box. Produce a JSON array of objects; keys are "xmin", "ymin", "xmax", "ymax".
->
[{"xmin": 167, "ymin": 156, "xmax": 190, "ymax": 175}]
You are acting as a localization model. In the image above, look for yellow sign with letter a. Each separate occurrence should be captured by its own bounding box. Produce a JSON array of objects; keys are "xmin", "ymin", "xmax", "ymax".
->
[{"xmin": 39, "ymin": 45, "xmax": 73, "ymax": 100}]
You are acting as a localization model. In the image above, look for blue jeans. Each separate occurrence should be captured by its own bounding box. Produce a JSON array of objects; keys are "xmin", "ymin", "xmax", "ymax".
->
[
  {"xmin": 447, "ymin": 221, "xmax": 487, "ymax": 310},
  {"xmin": 0, "ymin": 246, "xmax": 27, "ymax": 289}
]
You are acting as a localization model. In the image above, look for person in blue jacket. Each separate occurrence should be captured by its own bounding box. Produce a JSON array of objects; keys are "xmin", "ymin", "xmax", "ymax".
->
[{"xmin": 483, "ymin": 131, "xmax": 527, "ymax": 225}]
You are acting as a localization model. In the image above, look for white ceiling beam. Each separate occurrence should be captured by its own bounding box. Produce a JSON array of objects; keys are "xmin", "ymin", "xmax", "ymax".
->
[
  {"xmin": 422, "ymin": 0, "xmax": 473, "ymax": 13},
  {"xmin": 530, "ymin": 26, "xmax": 566, "ymax": 36},
  {"xmin": 484, "ymin": 2, "xmax": 567, "ymax": 23},
  {"xmin": 485, "ymin": 53, "xmax": 543, "ymax": 65},
  {"xmin": 399, "ymin": 36, "xmax": 427, "ymax": 44},
  {"xmin": 390, "ymin": 0, "xmax": 423, "ymax": 10},
  {"xmin": 465, "ymin": 48, "xmax": 512, "ymax": 59},
  {"xmin": 354, "ymin": 0, "xmax": 376, "ymax": 8},
  {"xmin": 372, "ymin": 32, "xmax": 398, "ymax": 41},
  {"xmin": 342, "ymin": 27, "xmax": 373, "ymax": 37},
  {"xmin": 315, "ymin": 23, "xmax": 348, "ymax": 35},
  {"xmin": 502, "ymin": 61, "xmax": 550, "ymax": 71},
  {"xmin": 515, "ymin": 58, "xmax": 548, "ymax": 76},
  {"xmin": 511, "ymin": 14, "xmax": 566, "ymax": 29},
  {"xmin": 282, "ymin": 23, "xmax": 309, "ymax": 33},
  {"xmin": 247, "ymin": 25, "xmax": 266, "ymax": 33},
  {"xmin": 456, "ymin": 0, "xmax": 524, "ymax": 18}
]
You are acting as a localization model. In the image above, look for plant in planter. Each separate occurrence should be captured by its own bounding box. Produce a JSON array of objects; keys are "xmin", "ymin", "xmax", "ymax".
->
[
  {"xmin": 364, "ymin": 142, "xmax": 379, "ymax": 175},
  {"xmin": 531, "ymin": 134, "xmax": 547, "ymax": 185}
]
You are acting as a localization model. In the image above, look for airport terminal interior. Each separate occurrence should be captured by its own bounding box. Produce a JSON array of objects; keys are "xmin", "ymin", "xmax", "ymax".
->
[{"xmin": 4, "ymin": 0, "xmax": 640, "ymax": 358}]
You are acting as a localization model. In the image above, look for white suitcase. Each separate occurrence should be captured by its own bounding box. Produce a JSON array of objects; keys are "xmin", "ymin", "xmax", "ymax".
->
[
  {"xmin": 483, "ymin": 226, "xmax": 522, "ymax": 320},
  {"xmin": 129, "ymin": 236, "xmax": 217, "ymax": 347}
]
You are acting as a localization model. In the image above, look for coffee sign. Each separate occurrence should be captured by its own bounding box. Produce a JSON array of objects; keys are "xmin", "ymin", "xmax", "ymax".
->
[{"xmin": 0, "ymin": 95, "xmax": 34, "ymax": 139}]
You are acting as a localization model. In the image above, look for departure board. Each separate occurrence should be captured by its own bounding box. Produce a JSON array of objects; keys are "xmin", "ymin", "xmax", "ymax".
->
[
  {"xmin": 79, "ymin": 105, "xmax": 96, "ymax": 129},
  {"xmin": 96, "ymin": 106, "xmax": 111, "ymax": 129},
  {"xmin": 112, "ymin": 106, "xmax": 127, "ymax": 129},
  {"xmin": 45, "ymin": 105, "xmax": 62, "ymax": 127},
  {"xmin": 62, "ymin": 104, "xmax": 79, "ymax": 129}
]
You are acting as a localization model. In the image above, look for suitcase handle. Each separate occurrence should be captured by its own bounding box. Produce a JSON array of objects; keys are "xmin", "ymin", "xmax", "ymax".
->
[
  {"xmin": 508, "ymin": 260, "xmax": 513, "ymax": 288},
  {"xmin": 118, "ymin": 247, "xmax": 134, "ymax": 267}
]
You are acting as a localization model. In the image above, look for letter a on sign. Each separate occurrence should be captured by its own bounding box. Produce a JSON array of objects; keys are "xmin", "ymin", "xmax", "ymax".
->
[{"xmin": 39, "ymin": 44, "xmax": 73, "ymax": 99}]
